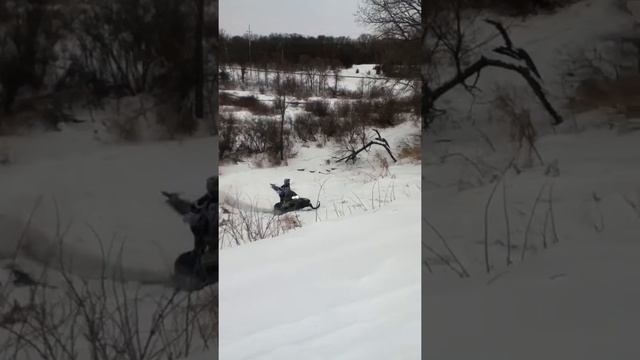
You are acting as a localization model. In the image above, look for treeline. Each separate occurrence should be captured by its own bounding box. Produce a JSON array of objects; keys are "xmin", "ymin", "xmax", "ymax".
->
[
  {"xmin": 220, "ymin": 32, "xmax": 420, "ymax": 76},
  {"xmin": 471, "ymin": 0, "xmax": 575, "ymax": 15}
]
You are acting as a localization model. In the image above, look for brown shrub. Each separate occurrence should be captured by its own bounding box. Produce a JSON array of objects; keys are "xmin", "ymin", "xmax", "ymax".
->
[
  {"xmin": 335, "ymin": 101, "xmax": 352, "ymax": 118},
  {"xmin": 318, "ymin": 111, "xmax": 342, "ymax": 139},
  {"xmin": 569, "ymin": 75, "xmax": 640, "ymax": 114},
  {"xmin": 372, "ymin": 95, "xmax": 400, "ymax": 127},
  {"xmin": 398, "ymin": 137, "xmax": 421, "ymax": 162},
  {"xmin": 351, "ymin": 100, "xmax": 374, "ymax": 125},
  {"xmin": 242, "ymin": 117, "xmax": 281, "ymax": 154},
  {"xmin": 219, "ymin": 93, "xmax": 273, "ymax": 115},
  {"xmin": 304, "ymin": 99, "xmax": 331, "ymax": 117},
  {"xmin": 279, "ymin": 214, "xmax": 302, "ymax": 231},
  {"xmin": 219, "ymin": 113, "xmax": 239, "ymax": 159},
  {"xmin": 293, "ymin": 112, "xmax": 320, "ymax": 142}
]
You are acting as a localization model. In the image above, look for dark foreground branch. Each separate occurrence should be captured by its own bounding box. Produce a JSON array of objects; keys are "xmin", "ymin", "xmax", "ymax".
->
[{"xmin": 423, "ymin": 20, "xmax": 563, "ymax": 130}]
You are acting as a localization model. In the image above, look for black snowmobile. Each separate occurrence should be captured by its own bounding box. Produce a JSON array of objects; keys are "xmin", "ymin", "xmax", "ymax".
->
[
  {"xmin": 162, "ymin": 185, "xmax": 218, "ymax": 292},
  {"xmin": 173, "ymin": 249, "xmax": 217, "ymax": 292},
  {"xmin": 273, "ymin": 196, "xmax": 320, "ymax": 215},
  {"xmin": 271, "ymin": 179, "xmax": 320, "ymax": 215}
]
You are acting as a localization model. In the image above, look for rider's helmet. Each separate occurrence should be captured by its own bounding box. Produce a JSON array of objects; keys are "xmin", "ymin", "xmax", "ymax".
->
[{"xmin": 284, "ymin": 178, "xmax": 290, "ymax": 186}]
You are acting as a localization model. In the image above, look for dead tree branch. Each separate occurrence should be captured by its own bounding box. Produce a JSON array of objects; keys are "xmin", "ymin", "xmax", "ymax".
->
[
  {"xmin": 423, "ymin": 19, "xmax": 563, "ymax": 129},
  {"xmin": 335, "ymin": 129, "xmax": 398, "ymax": 163}
]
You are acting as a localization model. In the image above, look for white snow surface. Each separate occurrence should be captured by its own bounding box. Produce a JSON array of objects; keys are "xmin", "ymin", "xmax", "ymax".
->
[{"xmin": 218, "ymin": 121, "xmax": 421, "ymax": 359}]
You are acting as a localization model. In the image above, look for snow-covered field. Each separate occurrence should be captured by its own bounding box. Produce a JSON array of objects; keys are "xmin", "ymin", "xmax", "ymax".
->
[
  {"xmin": 218, "ymin": 63, "xmax": 421, "ymax": 359},
  {"xmin": 424, "ymin": 0, "xmax": 640, "ymax": 359}
]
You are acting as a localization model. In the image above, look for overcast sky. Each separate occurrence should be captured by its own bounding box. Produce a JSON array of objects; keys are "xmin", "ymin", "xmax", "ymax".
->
[{"xmin": 220, "ymin": 0, "xmax": 370, "ymax": 38}]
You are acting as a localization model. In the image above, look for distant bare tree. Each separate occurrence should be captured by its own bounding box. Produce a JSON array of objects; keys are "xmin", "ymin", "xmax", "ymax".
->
[
  {"xmin": 195, "ymin": 0, "xmax": 204, "ymax": 119},
  {"xmin": 206, "ymin": 0, "xmax": 218, "ymax": 135},
  {"xmin": 357, "ymin": 0, "xmax": 422, "ymax": 41}
]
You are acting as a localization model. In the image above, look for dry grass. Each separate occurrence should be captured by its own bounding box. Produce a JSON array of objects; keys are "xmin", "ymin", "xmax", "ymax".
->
[
  {"xmin": 219, "ymin": 93, "xmax": 273, "ymax": 115},
  {"xmin": 279, "ymin": 214, "xmax": 302, "ymax": 231},
  {"xmin": 220, "ymin": 195, "xmax": 302, "ymax": 246},
  {"xmin": 398, "ymin": 139, "xmax": 421, "ymax": 162},
  {"xmin": 375, "ymin": 152, "xmax": 391, "ymax": 177},
  {"xmin": 492, "ymin": 84, "xmax": 543, "ymax": 167},
  {"xmin": 568, "ymin": 75, "xmax": 640, "ymax": 115},
  {"xmin": 493, "ymin": 85, "xmax": 537, "ymax": 145}
]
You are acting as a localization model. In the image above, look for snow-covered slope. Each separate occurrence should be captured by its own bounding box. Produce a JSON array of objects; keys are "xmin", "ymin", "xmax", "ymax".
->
[
  {"xmin": 219, "ymin": 120, "xmax": 421, "ymax": 359},
  {"xmin": 424, "ymin": 1, "xmax": 640, "ymax": 359},
  {"xmin": 220, "ymin": 196, "xmax": 420, "ymax": 359},
  {"xmin": 424, "ymin": 129, "xmax": 640, "ymax": 359}
]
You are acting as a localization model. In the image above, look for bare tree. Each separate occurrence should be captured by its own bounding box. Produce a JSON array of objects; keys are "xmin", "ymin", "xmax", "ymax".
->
[
  {"xmin": 195, "ymin": 0, "xmax": 205, "ymax": 119},
  {"xmin": 206, "ymin": 0, "xmax": 218, "ymax": 135},
  {"xmin": 358, "ymin": 0, "xmax": 563, "ymax": 130},
  {"xmin": 357, "ymin": 0, "xmax": 422, "ymax": 41},
  {"xmin": 0, "ymin": 0, "xmax": 66, "ymax": 114},
  {"xmin": 356, "ymin": 0, "xmax": 422, "ymax": 88}
]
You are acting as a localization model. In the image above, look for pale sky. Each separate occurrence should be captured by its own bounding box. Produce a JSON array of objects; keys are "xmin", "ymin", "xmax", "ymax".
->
[{"xmin": 220, "ymin": 0, "xmax": 371, "ymax": 38}]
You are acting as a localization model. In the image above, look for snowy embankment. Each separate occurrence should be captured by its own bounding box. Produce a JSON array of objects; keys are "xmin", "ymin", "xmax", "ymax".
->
[
  {"xmin": 424, "ymin": 129, "xmax": 640, "ymax": 359},
  {"xmin": 220, "ymin": 195, "xmax": 420, "ymax": 359},
  {"xmin": 424, "ymin": 0, "xmax": 640, "ymax": 358},
  {"xmin": 218, "ymin": 117, "xmax": 421, "ymax": 358},
  {"xmin": 0, "ymin": 122, "xmax": 216, "ymax": 283}
]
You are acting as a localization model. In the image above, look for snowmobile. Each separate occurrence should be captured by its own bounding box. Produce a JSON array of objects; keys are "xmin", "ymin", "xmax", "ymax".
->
[
  {"xmin": 173, "ymin": 249, "xmax": 217, "ymax": 292},
  {"xmin": 273, "ymin": 196, "xmax": 320, "ymax": 215},
  {"xmin": 162, "ymin": 191, "xmax": 218, "ymax": 292}
]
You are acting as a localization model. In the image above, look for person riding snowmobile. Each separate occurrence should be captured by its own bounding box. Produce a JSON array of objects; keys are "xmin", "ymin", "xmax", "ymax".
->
[
  {"xmin": 169, "ymin": 176, "xmax": 218, "ymax": 291},
  {"xmin": 184, "ymin": 176, "xmax": 218, "ymax": 256},
  {"xmin": 270, "ymin": 178, "xmax": 297, "ymax": 207}
]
